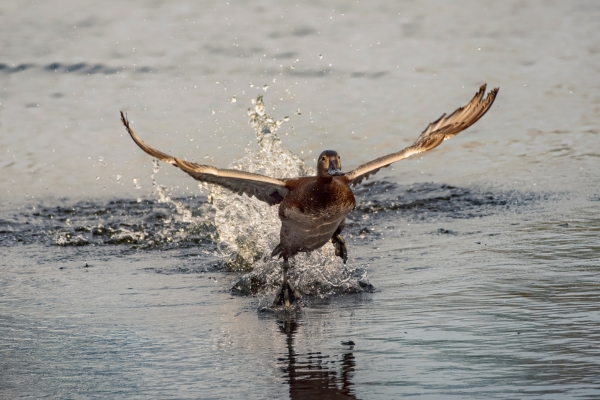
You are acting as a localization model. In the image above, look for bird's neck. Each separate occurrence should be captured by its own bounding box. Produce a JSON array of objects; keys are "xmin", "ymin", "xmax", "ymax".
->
[{"xmin": 316, "ymin": 175, "xmax": 334, "ymax": 184}]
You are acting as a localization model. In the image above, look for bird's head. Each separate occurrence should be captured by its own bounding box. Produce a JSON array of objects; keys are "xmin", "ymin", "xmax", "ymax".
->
[{"xmin": 317, "ymin": 150, "xmax": 344, "ymax": 177}]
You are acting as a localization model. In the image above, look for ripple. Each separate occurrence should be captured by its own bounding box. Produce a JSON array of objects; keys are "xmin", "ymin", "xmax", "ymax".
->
[{"xmin": 0, "ymin": 62, "xmax": 153, "ymax": 75}]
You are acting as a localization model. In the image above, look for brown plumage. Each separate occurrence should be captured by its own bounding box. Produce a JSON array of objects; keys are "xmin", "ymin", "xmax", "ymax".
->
[
  {"xmin": 120, "ymin": 84, "xmax": 499, "ymax": 307},
  {"xmin": 272, "ymin": 173, "xmax": 356, "ymax": 260}
]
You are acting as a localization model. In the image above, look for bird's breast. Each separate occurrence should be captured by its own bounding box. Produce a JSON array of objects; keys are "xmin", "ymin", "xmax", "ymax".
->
[{"xmin": 280, "ymin": 178, "xmax": 355, "ymax": 221}]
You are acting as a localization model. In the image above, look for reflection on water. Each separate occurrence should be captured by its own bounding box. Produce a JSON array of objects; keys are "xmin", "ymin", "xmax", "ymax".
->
[{"xmin": 277, "ymin": 315, "xmax": 357, "ymax": 399}]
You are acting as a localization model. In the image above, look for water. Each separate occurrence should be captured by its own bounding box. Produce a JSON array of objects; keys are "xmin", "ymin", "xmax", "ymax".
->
[{"xmin": 1, "ymin": 0, "xmax": 599, "ymax": 398}]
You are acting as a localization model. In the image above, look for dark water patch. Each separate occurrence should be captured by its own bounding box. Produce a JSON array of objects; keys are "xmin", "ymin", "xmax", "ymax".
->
[
  {"xmin": 291, "ymin": 26, "xmax": 317, "ymax": 37},
  {"xmin": 405, "ymin": 265, "xmax": 432, "ymax": 271},
  {"xmin": 203, "ymin": 44, "xmax": 263, "ymax": 58},
  {"xmin": 0, "ymin": 62, "xmax": 152, "ymax": 75},
  {"xmin": 350, "ymin": 71, "xmax": 388, "ymax": 79},
  {"xmin": 270, "ymin": 26, "xmax": 317, "ymax": 39},
  {"xmin": 435, "ymin": 228, "xmax": 458, "ymax": 235},
  {"xmin": 274, "ymin": 51, "xmax": 297, "ymax": 59},
  {"xmin": 0, "ymin": 63, "xmax": 34, "ymax": 73},
  {"xmin": 44, "ymin": 62, "xmax": 61, "ymax": 71},
  {"xmin": 353, "ymin": 181, "xmax": 550, "ymax": 221},
  {"xmin": 402, "ymin": 18, "xmax": 423, "ymax": 37},
  {"xmin": 45, "ymin": 62, "xmax": 122, "ymax": 74},
  {"xmin": 265, "ymin": 67, "xmax": 387, "ymax": 79},
  {"xmin": 86, "ymin": 63, "xmax": 109, "ymax": 74},
  {"xmin": 283, "ymin": 68, "xmax": 332, "ymax": 77},
  {"xmin": 65, "ymin": 63, "xmax": 86, "ymax": 72},
  {"xmin": 0, "ymin": 197, "xmax": 217, "ymax": 251},
  {"xmin": 284, "ymin": 68, "xmax": 387, "ymax": 79}
]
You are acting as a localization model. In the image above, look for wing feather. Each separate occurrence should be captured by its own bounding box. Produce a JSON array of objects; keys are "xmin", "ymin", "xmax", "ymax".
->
[
  {"xmin": 120, "ymin": 112, "xmax": 289, "ymax": 205},
  {"xmin": 344, "ymin": 84, "xmax": 499, "ymax": 186}
]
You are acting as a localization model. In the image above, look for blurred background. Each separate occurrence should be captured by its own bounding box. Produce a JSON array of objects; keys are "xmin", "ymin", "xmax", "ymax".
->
[{"xmin": 1, "ymin": 0, "xmax": 597, "ymax": 203}]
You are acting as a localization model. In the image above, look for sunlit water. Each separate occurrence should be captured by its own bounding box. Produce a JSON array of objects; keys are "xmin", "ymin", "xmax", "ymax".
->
[{"xmin": 1, "ymin": 1, "xmax": 599, "ymax": 398}]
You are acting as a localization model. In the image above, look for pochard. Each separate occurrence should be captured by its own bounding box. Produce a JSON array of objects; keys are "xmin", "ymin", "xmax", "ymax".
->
[{"xmin": 120, "ymin": 84, "xmax": 499, "ymax": 307}]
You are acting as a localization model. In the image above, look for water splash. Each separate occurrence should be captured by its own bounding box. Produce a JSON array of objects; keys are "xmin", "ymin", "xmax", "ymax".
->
[
  {"xmin": 151, "ymin": 159, "xmax": 195, "ymax": 224},
  {"xmin": 42, "ymin": 198, "xmax": 216, "ymax": 250},
  {"xmin": 232, "ymin": 252, "xmax": 373, "ymax": 302},
  {"xmin": 203, "ymin": 95, "xmax": 373, "ymax": 299},
  {"xmin": 207, "ymin": 95, "xmax": 313, "ymax": 270}
]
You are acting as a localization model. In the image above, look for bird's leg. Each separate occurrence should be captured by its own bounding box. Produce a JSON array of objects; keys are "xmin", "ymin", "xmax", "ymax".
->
[
  {"xmin": 332, "ymin": 234, "xmax": 348, "ymax": 264},
  {"xmin": 272, "ymin": 258, "xmax": 301, "ymax": 308}
]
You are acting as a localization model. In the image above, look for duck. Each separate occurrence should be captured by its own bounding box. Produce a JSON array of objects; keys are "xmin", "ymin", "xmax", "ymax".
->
[{"xmin": 120, "ymin": 84, "xmax": 499, "ymax": 307}]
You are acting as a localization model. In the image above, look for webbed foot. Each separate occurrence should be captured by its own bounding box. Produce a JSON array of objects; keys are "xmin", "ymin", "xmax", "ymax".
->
[
  {"xmin": 332, "ymin": 234, "xmax": 348, "ymax": 264},
  {"xmin": 272, "ymin": 280, "xmax": 301, "ymax": 308},
  {"xmin": 272, "ymin": 258, "xmax": 302, "ymax": 308}
]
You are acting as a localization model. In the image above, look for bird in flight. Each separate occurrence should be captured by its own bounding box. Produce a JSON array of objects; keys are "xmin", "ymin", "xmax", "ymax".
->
[{"xmin": 120, "ymin": 84, "xmax": 499, "ymax": 308}]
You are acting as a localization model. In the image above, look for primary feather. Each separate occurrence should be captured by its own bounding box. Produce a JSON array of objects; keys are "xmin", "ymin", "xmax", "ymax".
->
[{"xmin": 344, "ymin": 84, "xmax": 499, "ymax": 186}]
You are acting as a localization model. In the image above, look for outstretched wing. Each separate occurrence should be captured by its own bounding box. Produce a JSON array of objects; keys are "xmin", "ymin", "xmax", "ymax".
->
[
  {"xmin": 344, "ymin": 84, "xmax": 499, "ymax": 186},
  {"xmin": 120, "ymin": 112, "xmax": 289, "ymax": 205}
]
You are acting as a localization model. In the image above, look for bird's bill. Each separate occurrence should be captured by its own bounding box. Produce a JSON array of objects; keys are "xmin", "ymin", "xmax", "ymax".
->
[{"xmin": 328, "ymin": 160, "xmax": 344, "ymax": 176}]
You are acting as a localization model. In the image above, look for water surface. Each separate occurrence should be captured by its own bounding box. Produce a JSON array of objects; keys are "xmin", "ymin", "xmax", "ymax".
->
[{"xmin": 1, "ymin": 1, "xmax": 599, "ymax": 398}]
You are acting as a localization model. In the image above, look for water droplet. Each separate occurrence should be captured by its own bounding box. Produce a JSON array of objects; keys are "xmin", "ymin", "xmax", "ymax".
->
[
  {"xmin": 116, "ymin": 174, "xmax": 122, "ymax": 181},
  {"xmin": 319, "ymin": 54, "xmax": 322, "ymax": 59},
  {"xmin": 250, "ymin": 82, "xmax": 254, "ymax": 87},
  {"xmin": 230, "ymin": 96, "xmax": 237, "ymax": 103},
  {"xmin": 296, "ymin": 109, "xmax": 301, "ymax": 115},
  {"xmin": 212, "ymin": 110, "xmax": 215, "ymax": 115},
  {"xmin": 211, "ymin": 92, "xmax": 373, "ymax": 302},
  {"xmin": 263, "ymin": 85, "xmax": 269, "ymax": 92},
  {"xmin": 96, "ymin": 176, "xmax": 100, "ymax": 180},
  {"xmin": 98, "ymin": 156, "xmax": 103, "ymax": 162},
  {"xmin": 88, "ymin": 156, "xmax": 91, "ymax": 160}
]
